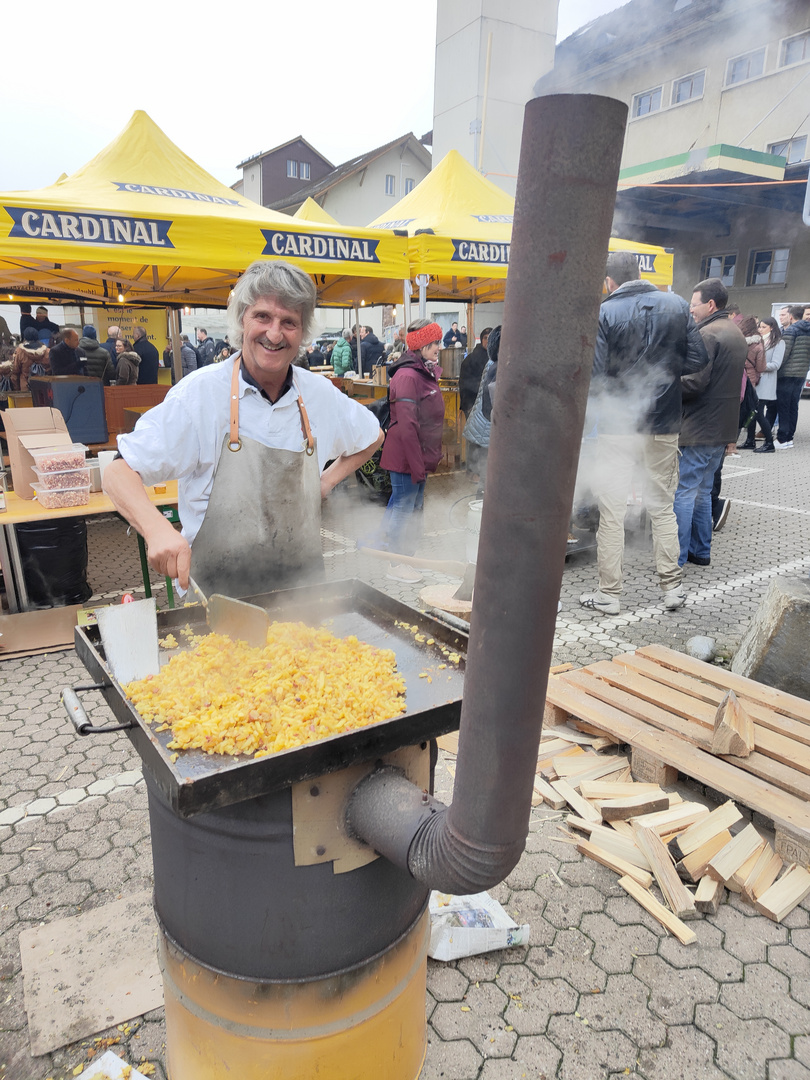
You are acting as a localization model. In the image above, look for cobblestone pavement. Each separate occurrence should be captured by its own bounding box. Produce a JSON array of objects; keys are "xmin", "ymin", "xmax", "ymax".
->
[{"xmin": 2, "ymin": 404, "xmax": 809, "ymax": 1080}]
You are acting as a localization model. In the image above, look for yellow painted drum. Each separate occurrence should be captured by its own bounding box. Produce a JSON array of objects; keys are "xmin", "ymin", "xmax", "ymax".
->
[{"xmin": 159, "ymin": 911, "xmax": 429, "ymax": 1080}]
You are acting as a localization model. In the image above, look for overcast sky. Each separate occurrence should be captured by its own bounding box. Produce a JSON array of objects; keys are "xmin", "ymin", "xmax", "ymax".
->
[{"xmin": 1, "ymin": 0, "xmax": 627, "ymax": 194}]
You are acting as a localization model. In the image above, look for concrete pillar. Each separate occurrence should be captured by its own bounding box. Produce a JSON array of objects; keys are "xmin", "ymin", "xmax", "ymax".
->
[{"xmin": 433, "ymin": 1, "xmax": 559, "ymax": 194}]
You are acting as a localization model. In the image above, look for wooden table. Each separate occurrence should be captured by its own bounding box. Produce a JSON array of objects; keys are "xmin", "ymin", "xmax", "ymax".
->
[{"xmin": 0, "ymin": 481, "xmax": 178, "ymax": 614}]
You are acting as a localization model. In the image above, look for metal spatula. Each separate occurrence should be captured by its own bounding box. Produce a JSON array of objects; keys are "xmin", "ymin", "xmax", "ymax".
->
[
  {"xmin": 97, "ymin": 598, "xmax": 161, "ymax": 684},
  {"xmin": 188, "ymin": 576, "xmax": 270, "ymax": 648}
]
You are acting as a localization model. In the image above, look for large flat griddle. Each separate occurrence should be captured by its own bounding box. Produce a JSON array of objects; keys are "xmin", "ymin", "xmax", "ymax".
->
[{"xmin": 73, "ymin": 579, "xmax": 466, "ymax": 817}]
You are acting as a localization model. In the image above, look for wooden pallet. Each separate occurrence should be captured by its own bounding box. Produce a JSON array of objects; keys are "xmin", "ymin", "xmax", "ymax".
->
[{"xmin": 544, "ymin": 645, "xmax": 810, "ymax": 865}]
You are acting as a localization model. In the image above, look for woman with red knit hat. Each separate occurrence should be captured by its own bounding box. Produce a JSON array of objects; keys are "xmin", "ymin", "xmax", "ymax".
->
[{"xmin": 377, "ymin": 318, "xmax": 446, "ymax": 582}]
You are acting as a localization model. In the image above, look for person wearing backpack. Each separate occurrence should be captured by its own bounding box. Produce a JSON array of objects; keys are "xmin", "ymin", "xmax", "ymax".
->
[
  {"xmin": 11, "ymin": 327, "xmax": 50, "ymax": 390},
  {"xmin": 376, "ymin": 319, "xmax": 446, "ymax": 583}
]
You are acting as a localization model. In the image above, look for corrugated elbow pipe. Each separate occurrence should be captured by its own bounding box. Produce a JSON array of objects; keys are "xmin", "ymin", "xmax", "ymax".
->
[{"xmin": 347, "ymin": 93, "xmax": 628, "ymax": 895}]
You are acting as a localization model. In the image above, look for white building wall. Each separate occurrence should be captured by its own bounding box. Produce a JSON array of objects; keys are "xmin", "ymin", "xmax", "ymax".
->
[
  {"xmin": 321, "ymin": 146, "xmax": 430, "ymax": 227},
  {"xmin": 433, "ymin": 0, "xmax": 558, "ymax": 194}
]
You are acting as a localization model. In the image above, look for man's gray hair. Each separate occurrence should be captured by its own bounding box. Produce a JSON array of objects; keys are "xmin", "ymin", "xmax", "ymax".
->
[
  {"xmin": 342, "ymin": 329, "xmax": 352, "ymax": 341},
  {"xmin": 133, "ymin": 325, "xmax": 146, "ymax": 340},
  {"xmin": 605, "ymin": 251, "xmax": 640, "ymax": 287},
  {"xmin": 228, "ymin": 260, "xmax": 316, "ymax": 346},
  {"xmin": 107, "ymin": 325, "xmax": 120, "ymax": 337}
]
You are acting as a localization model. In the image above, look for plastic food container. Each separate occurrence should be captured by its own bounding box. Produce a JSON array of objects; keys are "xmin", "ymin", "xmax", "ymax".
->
[
  {"xmin": 32, "ymin": 483, "xmax": 91, "ymax": 509},
  {"xmin": 32, "ymin": 465, "xmax": 91, "ymax": 490},
  {"xmin": 29, "ymin": 443, "xmax": 88, "ymax": 472}
]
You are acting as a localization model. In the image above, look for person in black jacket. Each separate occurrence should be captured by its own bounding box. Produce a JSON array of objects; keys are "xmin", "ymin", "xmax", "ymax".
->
[
  {"xmin": 49, "ymin": 329, "xmax": 86, "ymax": 375},
  {"xmin": 579, "ymin": 251, "xmax": 709, "ymax": 616},
  {"xmin": 459, "ymin": 327, "xmax": 491, "ymax": 417},
  {"xmin": 358, "ymin": 326, "xmax": 384, "ymax": 376},
  {"xmin": 132, "ymin": 326, "xmax": 160, "ymax": 384},
  {"xmin": 196, "ymin": 328, "xmax": 216, "ymax": 366}
]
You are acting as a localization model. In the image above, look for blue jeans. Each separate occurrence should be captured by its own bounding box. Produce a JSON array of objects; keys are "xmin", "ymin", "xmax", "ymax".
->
[
  {"xmin": 673, "ymin": 445, "xmax": 726, "ymax": 564},
  {"xmin": 380, "ymin": 471, "xmax": 425, "ymax": 557}
]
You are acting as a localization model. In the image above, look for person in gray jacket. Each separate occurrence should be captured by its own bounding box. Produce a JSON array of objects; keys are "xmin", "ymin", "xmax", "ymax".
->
[{"xmin": 674, "ymin": 278, "xmax": 747, "ymax": 567}]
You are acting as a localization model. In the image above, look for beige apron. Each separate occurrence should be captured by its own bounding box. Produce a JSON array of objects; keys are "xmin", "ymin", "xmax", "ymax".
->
[{"xmin": 189, "ymin": 357, "xmax": 325, "ymax": 599}]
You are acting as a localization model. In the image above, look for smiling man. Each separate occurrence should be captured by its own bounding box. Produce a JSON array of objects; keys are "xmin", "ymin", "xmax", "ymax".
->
[{"xmin": 104, "ymin": 261, "xmax": 383, "ymax": 597}]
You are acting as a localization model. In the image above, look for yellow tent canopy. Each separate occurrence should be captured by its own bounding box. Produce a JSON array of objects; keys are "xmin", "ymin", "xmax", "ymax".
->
[
  {"xmin": 368, "ymin": 149, "xmax": 673, "ymax": 301},
  {"xmin": 293, "ymin": 198, "xmax": 340, "ymax": 225},
  {"xmin": 0, "ymin": 111, "xmax": 407, "ymax": 308}
]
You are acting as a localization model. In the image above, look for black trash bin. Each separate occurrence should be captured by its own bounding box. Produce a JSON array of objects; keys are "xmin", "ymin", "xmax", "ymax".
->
[{"xmin": 15, "ymin": 518, "xmax": 93, "ymax": 607}]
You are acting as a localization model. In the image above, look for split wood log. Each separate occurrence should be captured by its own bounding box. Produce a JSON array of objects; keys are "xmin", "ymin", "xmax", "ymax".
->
[
  {"xmin": 745, "ymin": 849, "xmax": 784, "ymax": 903},
  {"xmin": 617, "ymin": 876, "xmax": 697, "ymax": 944},
  {"xmin": 712, "ymin": 690, "xmax": 755, "ymax": 757},
  {"xmin": 678, "ymin": 830, "xmax": 734, "ymax": 883},
  {"xmin": 706, "ymin": 823, "xmax": 765, "ymax": 883},
  {"xmin": 694, "ymin": 875, "xmax": 724, "ymax": 914},
  {"xmin": 668, "ymin": 800, "xmax": 743, "ymax": 861},
  {"xmin": 632, "ymin": 803, "xmax": 709, "ymax": 835},
  {"xmin": 572, "ymin": 822, "xmax": 653, "ymax": 871},
  {"xmin": 575, "ymin": 840, "xmax": 653, "ymax": 889},
  {"xmin": 579, "ymin": 781, "xmax": 665, "ymax": 800},
  {"xmin": 631, "ymin": 823, "xmax": 697, "ymax": 919},
  {"xmin": 755, "ymin": 864, "xmax": 810, "ymax": 922},
  {"xmin": 532, "ymin": 775, "xmax": 567, "ymax": 810},
  {"xmin": 739, "ymin": 844, "xmax": 776, "ymax": 903},
  {"xmin": 727, "ymin": 840, "xmax": 768, "ymax": 893},
  {"xmin": 600, "ymin": 792, "xmax": 670, "ymax": 822},
  {"xmin": 551, "ymin": 779, "xmax": 602, "ymax": 824}
]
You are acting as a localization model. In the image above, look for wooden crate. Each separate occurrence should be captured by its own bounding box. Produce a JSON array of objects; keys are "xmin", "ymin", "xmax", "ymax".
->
[
  {"xmin": 104, "ymin": 384, "xmax": 170, "ymax": 435},
  {"xmin": 545, "ymin": 645, "xmax": 810, "ymax": 864}
]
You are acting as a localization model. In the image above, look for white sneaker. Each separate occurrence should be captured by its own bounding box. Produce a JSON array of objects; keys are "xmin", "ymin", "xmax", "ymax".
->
[
  {"xmin": 386, "ymin": 562, "xmax": 423, "ymax": 583},
  {"xmin": 774, "ymin": 440, "xmax": 793, "ymax": 449},
  {"xmin": 579, "ymin": 591, "xmax": 620, "ymax": 615},
  {"xmin": 663, "ymin": 585, "xmax": 685, "ymax": 610}
]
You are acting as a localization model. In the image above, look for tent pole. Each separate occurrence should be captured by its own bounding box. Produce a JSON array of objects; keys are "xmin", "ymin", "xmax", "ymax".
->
[
  {"xmin": 416, "ymin": 274, "xmax": 428, "ymax": 319},
  {"xmin": 168, "ymin": 307, "xmax": 183, "ymax": 385},
  {"xmin": 403, "ymin": 281, "xmax": 411, "ymax": 331},
  {"xmin": 467, "ymin": 300, "xmax": 474, "ymax": 348},
  {"xmin": 353, "ymin": 304, "xmax": 361, "ymax": 375}
]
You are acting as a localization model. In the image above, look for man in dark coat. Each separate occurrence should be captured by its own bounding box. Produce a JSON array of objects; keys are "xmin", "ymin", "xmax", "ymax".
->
[
  {"xmin": 358, "ymin": 326, "xmax": 384, "ymax": 376},
  {"xmin": 196, "ymin": 328, "xmax": 216, "ymax": 367},
  {"xmin": 674, "ymin": 277, "xmax": 747, "ymax": 568},
  {"xmin": 49, "ymin": 329, "xmax": 86, "ymax": 375},
  {"xmin": 579, "ymin": 251, "xmax": 709, "ymax": 616},
  {"xmin": 102, "ymin": 325, "xmax": 120, "ymax": 365},
  {"xmin": 459, "ymin": 327, "xmax": 491, "ymax": 416},
  {"xmin": 132, "ymin": 326, "xmax": 160, "ymax": 384},
  {"xmin": 443, "ymin": 321, "xmax": 463, "ymax": 348}
]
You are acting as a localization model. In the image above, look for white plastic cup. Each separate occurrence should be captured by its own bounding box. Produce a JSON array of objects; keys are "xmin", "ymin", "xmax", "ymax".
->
[{"xmin": 98, "ymin": 450, "xmax": 117, "ymax": 486}]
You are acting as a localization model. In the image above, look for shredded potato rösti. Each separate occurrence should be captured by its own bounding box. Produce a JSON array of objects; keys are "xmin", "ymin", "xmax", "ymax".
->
[{"xmin": 124, "ymin": 621, "xmax": 406, "ymax": 758}]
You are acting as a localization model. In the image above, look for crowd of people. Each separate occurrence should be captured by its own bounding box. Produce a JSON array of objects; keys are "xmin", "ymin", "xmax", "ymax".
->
[
  {"xmin": 0, "ymin": 304, "xmax": 164, "ymax": 390},
  {"xmin": 574, "ymin": 252, "xmax": 809, "ymax": 616}
]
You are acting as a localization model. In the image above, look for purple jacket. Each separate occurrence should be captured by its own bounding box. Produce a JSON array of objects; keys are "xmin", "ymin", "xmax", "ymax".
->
[{"xmin": 379, "ymin": 351, "xmax": 446, "ymax": 482}]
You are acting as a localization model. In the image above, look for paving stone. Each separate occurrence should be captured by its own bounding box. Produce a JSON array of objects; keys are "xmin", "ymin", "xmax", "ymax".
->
[
  {"xmin": 456, "ymin": 954, "xmax": 503, "ymax": 984},
  {"xmin": 709, "ymin": 903, "xmax": 788, "ymax": 962},
  {"xmin": 765, "ymin": 945, "xmax": 810, "ymax": 1008},
  {"xmin": 796, "ymin": 1036, "xmax": 810, "ymax": 1070},
  {"xmin": 542, "ymin": 883, "xmax": 606, "ymax": 930},
  {"xmin": 426, "ymin": 962, "xmax": 470, "ymax": 1002},
  {"xmin": 695, "ymin": 1003, "xmax": 791, "ymax": 1080},
  {"xmin": 546, "ymin": 1013, "xmax": 638, "ymax": 1080},
  {"xmin": 790, "ymin": 929, "xmax": 810, "ymax": 957},
  {"xmin": 526, "ymin": 928, "xmax": 607, "ymax": 993},
  {"xmin": 431, "ymin": 982, "xmax": 515, "ymax": 1059},
  {"xmin": 604, "ymin": 895, "xmax": 668, "ymax": 935},
  {"xmin": 719, "ymin": 962, "xmax": 809, "ymax": 1034},
  {"xmin": 580, "ymin": 913, "xmax": 659, "ymax": 975},
  {"xmin": 421, "ymin": 1035, "xmax": 483, "ymax": 1080},
  {"xmin": 636, "ymin": 1025, "xmax": 728, "ymax": 1080},
  {"xmin": 768, "ymin": 1061, "xmax": 810, "ymax": 1080},
  {"xmin": 632, "ymin": 955, "xmax": 720, "ymax": 1026},
  {"xmin": 511, "ymin": 1034, "xmax": 563, "ymax": 1078},
  {"xmin": 659, "ymin": 924, "xmax": 744, "ymax": 983},
  {"xmin": 497, "ymin": 965, "xmax": 578, "ymax": 1035},
  {"xmin": 576, "ymin": 972, "xmax": 666, "ymax": 1048}
]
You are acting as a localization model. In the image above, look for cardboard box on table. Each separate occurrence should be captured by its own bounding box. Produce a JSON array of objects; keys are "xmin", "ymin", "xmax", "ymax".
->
[{"xmin": 3, "ymin": 407, "xmax": 74, "ymax": 500}]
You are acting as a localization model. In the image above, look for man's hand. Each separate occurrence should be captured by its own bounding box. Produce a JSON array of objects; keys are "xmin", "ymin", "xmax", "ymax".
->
[{"xmin": 142, "ymin": 517, "xmax": 192, "ymax": 589}]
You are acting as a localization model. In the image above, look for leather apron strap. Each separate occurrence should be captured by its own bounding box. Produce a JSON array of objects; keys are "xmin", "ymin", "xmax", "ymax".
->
[{"xmin": 230, "ymin": 356, "xmax": 314, "ymax": 454}]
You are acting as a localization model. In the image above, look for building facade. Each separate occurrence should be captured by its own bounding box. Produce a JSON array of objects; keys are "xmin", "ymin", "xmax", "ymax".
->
[
  {"xmin": 267, "ymin": 134, "xmax": 432, "ymax": 228},
  {"xmin": 235, "ymin": 138, "xmax": 333, "ymax": 207},
  {"xmin": 538, "ymin": 0, "xmax": 810, "ymax": 311}
]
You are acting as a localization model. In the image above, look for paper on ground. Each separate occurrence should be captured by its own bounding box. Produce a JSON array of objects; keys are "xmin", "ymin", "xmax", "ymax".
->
[
  {"xmin": 74, "ymin": 1049, "xmax": 153, "ymax": 1079},
  {"xmin": 428, "ymin": 890, "xmax": 530, "ymax": 961}
]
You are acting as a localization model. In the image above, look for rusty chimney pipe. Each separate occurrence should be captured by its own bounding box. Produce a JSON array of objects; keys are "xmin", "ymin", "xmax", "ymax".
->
[{"xmin": 347, "ymin": 94, "xmax": 629, "ymax": 894}]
